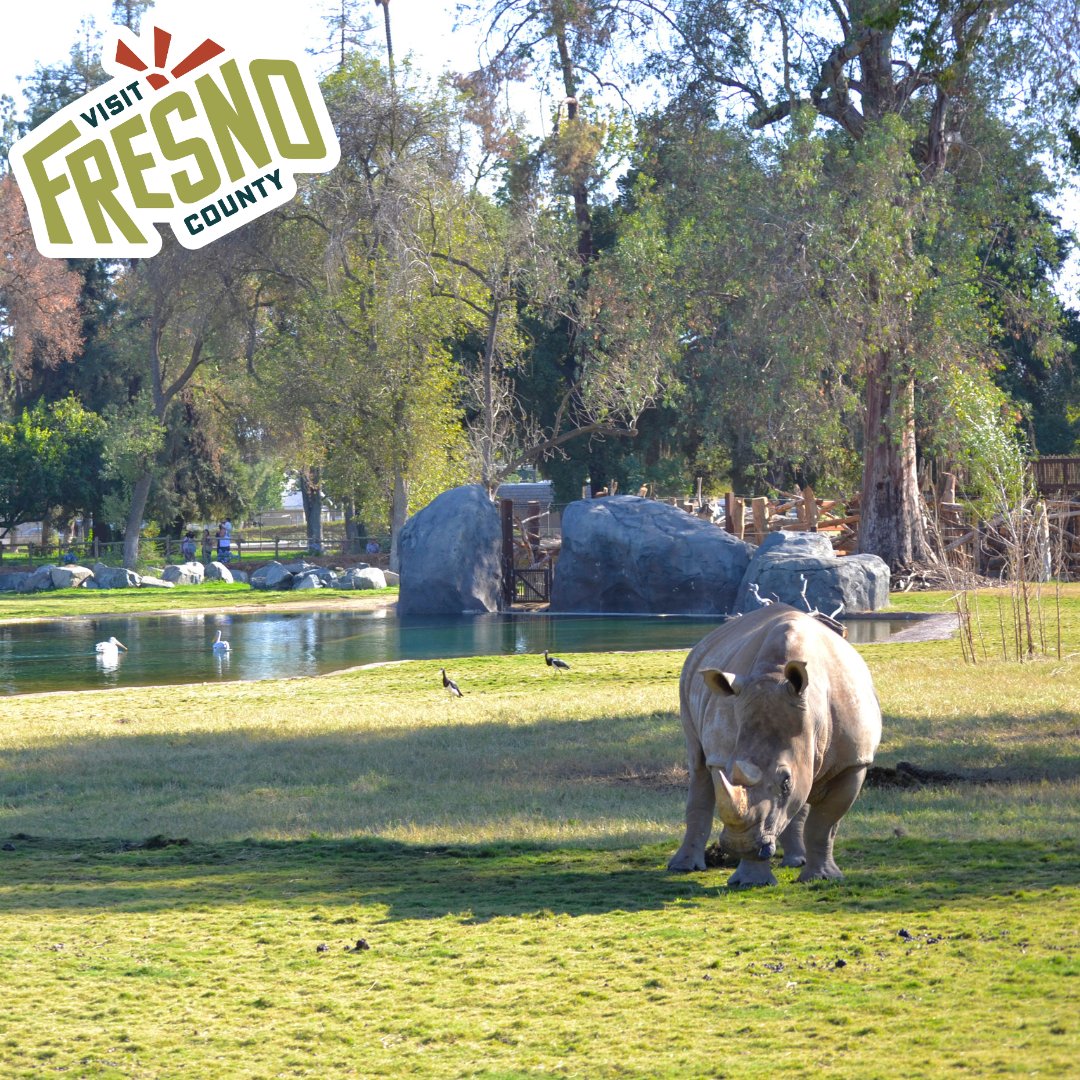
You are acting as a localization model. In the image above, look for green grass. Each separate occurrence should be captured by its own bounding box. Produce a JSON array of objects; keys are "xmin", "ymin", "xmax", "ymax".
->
[
  {"xmin": 0, "ymin": 588, "xmax": 1077, "ymax": 1076},
  {"xmin": 0, "ymin": 582, "xmax": 397, "ymax": 621}
]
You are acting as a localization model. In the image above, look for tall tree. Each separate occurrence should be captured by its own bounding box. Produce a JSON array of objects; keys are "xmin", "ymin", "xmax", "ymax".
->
[{"xmin": 658, "ymin": 0, "xmax": 1078, "ymax": 567}]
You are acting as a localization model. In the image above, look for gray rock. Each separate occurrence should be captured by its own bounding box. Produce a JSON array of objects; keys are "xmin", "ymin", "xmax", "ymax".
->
[
  {"xmin": 27, "ymin": 565, "xmax": 58, "ymax": 591},
  {"xmin": 250, "ymin": 561, "xmax": 295, "ymax": 590},
  {"xmin": 162, "ymin": 561, "xmax": 205, "ymax": 585},
  {"xmin": 49, "ymin": 565, "xmax": 95, "ymax": 589},
  {"xmin": 399, "ymin": 484, "xmax": 504, "ymax": 615},
  {"xmin": 0, "ymin": 572, "xmax": 30, "ymax": 592},
  {"xmin": 292, "ymin": 572, "xmax": 323, "ymax": 589},
  {"xmin": 138, "ymin": 576, "xmax": 176, "ymax": 588},
  {"xmin": 735, "ymin": 531, "xmax": 890, "ymax": 614},
  {"xmin": 352, "ymin": 567, "xmax": 386, "ymax": 590},
  {"xmin": 551, "ymin": 496, "xmax": 754, "ymax": 615},
  {"xmin": 92, "ymin": 563, "xmax": 142, "ymax": 589},
  {"xmin": 382, "ymin": 570, "xmax": 399, "ymax": 587},
  {"xmin": 204, "ymin": 560, "xmax": 234, "ymax": 584},
  {"xmin": 230, "ymin": 569, "xmax": 249, "ymax": 585}
]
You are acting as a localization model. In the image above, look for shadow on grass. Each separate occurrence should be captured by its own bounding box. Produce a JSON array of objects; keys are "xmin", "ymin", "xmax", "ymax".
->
[{"xmin": 1, "ymin": 833, "xmax": 1076, "ymax": 922}]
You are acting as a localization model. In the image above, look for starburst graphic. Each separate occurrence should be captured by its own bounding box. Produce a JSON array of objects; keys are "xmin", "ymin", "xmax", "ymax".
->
[{"xmin": 114, "ymin": 26, "xmax": 225, "ymax": 90}]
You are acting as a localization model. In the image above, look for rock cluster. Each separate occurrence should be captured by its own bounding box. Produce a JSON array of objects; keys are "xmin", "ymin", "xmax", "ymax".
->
[
  {"xmin": 0, "ymin": 559, "xmax": 252, "ymax": 593},
  {"xmin": 248, "ymin": 560, "xmax": 396, "ymax": 591}
]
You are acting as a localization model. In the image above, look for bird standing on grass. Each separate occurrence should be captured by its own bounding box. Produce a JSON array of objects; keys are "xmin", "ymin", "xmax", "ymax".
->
[
  {"xmin": 212, "ymin": 630, "xmax": 231, "ymax": 653},
  {"xmin": 441, "ymin": 668, "xmax": 463, "ymax": 697},
  {"xmin": 544, "ymin": 650, "xmax": 571, "ymax": 673}
]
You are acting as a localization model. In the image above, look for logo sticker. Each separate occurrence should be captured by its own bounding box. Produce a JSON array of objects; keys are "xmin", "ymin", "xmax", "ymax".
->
[{"xmin": 9, "ymin": 24, "xmax": 340, "ymax": 257}]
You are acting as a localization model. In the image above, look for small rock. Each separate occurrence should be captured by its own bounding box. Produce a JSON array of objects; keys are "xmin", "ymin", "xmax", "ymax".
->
[
  {"xmin": 893, "ymin": 827, "xmax": 907, "ymax": 837},
  {"xmin": 354, "ymin": 938, "xmax": 371, "ymax": 951},
  {"xmin": 898, "ymin": 929, "xmax": 913, "ymax": 940},
  {"xmin": 834, "ymin": 958, "xmax": 847, "ymax": 968},
  {"xmin": 316, "ymin": 943, "xmax": 329, "ymax": 953},
  {"xmin": 1, "ymin": 842, "xmax": 14, "ymax": 851}
]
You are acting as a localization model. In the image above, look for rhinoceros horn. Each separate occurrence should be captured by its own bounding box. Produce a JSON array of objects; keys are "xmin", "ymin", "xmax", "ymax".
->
[
  {"xmin": 713, "ymin": 768, "xmax": 750, "ymax": 824},
  {"xmin": 732, "ymin": 759, "xmax": 762, "ymax": 786}
]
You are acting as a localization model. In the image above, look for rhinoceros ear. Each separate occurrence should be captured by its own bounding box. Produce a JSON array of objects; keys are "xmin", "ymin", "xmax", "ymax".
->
[
  {"xmin": 701, "ymin": 668, "xmax": 743, "ymax": 696},
  {"xmin": 784, "ymin": 660, "xmax": 809, "ymax": 696}
]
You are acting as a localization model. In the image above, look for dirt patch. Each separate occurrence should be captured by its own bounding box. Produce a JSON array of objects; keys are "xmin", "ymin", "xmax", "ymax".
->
[
  {"xmin": 555, "ymin": 764, "xmax": 688, "ymax": 791},
  {"xmin": 865, "ymin": 760, "xmax": 966, "ymax": 788}
]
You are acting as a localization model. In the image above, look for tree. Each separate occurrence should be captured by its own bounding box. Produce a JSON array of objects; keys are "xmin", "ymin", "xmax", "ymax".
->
[
  {"xmin": 658, "ymin": 0, "xmax": 1078, "ymax": 567},
  {"xmin": 0, "ymin": 175, "xmax": 83, "ymax": 404},
  {"xmin": 0, "ymin": 397, "xmax": 106, "ymax": 555}
]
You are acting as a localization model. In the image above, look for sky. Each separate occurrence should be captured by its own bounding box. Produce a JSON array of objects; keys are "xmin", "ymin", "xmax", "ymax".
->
[{"xmin": 1, "ymin": 0, "xmax": 1077, "ymax": 298}]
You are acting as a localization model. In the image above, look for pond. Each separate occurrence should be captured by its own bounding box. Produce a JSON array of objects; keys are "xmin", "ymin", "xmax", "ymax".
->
[{"xmin": 0, "ymin": 609, "xmax": 919, "ymax": 696}]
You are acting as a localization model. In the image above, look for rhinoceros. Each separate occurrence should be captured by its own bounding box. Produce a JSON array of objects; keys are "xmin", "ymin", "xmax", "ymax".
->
[{"xmin": 668, "ymin": 604, "xmax": 881, "ymax": 886}]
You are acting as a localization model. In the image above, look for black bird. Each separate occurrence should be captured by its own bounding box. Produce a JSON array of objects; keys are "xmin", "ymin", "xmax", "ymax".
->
[
  {"xmin": 544, "ymin": 650, "xmax": 571, "ymax": 673},
  {"xmin": 441, "ymin": 668, "xmax": 463, "ymax": 697}
]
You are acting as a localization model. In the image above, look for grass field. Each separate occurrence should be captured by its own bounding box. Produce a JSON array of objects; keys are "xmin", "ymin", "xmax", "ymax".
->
[{"xmin": 0, "ymin": 587, "xmax": 1077, "ymax": 1077}]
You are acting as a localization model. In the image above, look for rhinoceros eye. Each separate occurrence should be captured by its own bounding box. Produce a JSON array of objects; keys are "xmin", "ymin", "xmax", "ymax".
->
[{"xmin": 778, "ymin": 773, "xmax": 792, "ymax": 798}]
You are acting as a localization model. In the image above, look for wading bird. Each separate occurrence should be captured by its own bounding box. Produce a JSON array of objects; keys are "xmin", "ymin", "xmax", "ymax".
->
[
  {"xmin": 211, "ymin": 630, "xmax": 231, "ymax": 653},
  {"xmin": 544, "ymin": 650, "xmax": 571, "ymax": 673},
  {"xmin": 95, "ymin": 636, "xmax": 128, "ymax": 656},
  {"xmin": 441, "ymin": 668, "xmax": 463, "ymax": 697}
]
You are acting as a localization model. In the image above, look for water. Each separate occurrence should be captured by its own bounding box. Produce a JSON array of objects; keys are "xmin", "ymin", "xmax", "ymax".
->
[{"xmin": 0, "ymin": 609, "xmax": 915, "ymax": 696}]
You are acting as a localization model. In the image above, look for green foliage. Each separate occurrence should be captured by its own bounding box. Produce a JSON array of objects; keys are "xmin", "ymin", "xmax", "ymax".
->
[{"xmin": 0, "ymin": 396, "xmax": 106, "ymax": 538}]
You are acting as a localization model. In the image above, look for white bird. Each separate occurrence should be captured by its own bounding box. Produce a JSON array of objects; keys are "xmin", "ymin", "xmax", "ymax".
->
[
  {"xmin": 95, "ymin": 636, "xmax": 128, "ymax": 656},
  {"xmin": 211, "ymin": 630, "xmax": 231, "ymax": 653}
]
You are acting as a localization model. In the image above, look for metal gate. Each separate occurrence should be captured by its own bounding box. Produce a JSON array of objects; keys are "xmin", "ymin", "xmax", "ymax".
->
[{"xmin": 512, "ymin": 566, "xmax": 551, "ymax": 604}]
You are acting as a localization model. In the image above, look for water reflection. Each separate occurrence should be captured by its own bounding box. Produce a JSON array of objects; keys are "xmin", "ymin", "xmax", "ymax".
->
[{"xmin": 0, "ymin": 609, "xmax": 917, "ymax": 696}]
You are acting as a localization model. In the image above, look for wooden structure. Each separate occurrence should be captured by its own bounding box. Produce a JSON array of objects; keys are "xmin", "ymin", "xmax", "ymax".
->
[{"xmin": 1032, "ymin": 457, "xmax": 1080, "ymax": 496}]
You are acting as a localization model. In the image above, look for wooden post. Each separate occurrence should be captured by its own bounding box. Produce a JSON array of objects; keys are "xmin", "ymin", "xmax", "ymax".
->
[
  {"xmin": 802, "ymin": 486, "xmax": 818, "ymax": 531},
  {"xmin": 728, "ymin": 494, "xmax": 745, "ymax": 540},
  {"xmin": 724, "ymin": 492, "xmax": 736, "ymax": 533},
  {"xmin": 751, "ymin": 497, "xmax": 768, "ymax": 543},
  {"xmin": 695, "ymin": 476, "xmax": 703, "ymax": 508},
  {"xmin": 500, "ymin": 498, "xmax": 516, "ymax": 607}
]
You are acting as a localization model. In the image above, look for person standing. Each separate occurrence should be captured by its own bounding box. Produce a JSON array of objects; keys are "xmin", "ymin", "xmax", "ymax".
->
[{"xmin": 201, "ymin": 528, "xmax": 212, "ymax": 563}]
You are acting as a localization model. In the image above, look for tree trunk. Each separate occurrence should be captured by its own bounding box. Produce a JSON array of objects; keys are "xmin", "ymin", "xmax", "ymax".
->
[
  {"xmin": 122, "ymin": 471, "xmax": 153, "ymax": 568},
  {"xmin": 343, "ymin": 498, "xmax": 359, "ymax": 555},
  {"xmin": 388, "ymin": 468, "xmax": 408, "ymax": 573},
  {"xmin": 300, "ymin": 467, "xmax": 323, "ymax": 555},
  {"xmin": 857, "ymin": 351, "xmax": 930, "ymax": 570}
]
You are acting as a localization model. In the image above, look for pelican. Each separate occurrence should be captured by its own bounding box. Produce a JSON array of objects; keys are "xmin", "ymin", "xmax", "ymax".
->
[
  {"xmin": 95, "ymin": 636, "xmax": 128, "ymax": 656},
  {"xmin": 544, "ymin": 650, "xmax": 571, "ymax": 673},
  {"xmin": 211, "ymin": 630, "xmax": 231, "ymax": 653},
  {"xmin": 440, "ymin": 668, "xmax": 463, "ymax": 698}
]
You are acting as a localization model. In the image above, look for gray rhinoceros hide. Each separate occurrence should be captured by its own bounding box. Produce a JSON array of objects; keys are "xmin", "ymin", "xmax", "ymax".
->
[
  {"xmin": 550, "ymin": 496, "xmax": 754, "ymax": 615},
  {"xmin": 735, "ymin": 531, "xmax": 890, "ymax": 614},
  {"xmin": 398, "ymin": 484, "xmax": 504, "ymax": 615}
]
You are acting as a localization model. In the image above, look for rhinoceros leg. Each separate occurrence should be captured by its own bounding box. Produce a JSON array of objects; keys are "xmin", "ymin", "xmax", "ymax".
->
[
  {"xmin": 726, "ymin": 857, "xmax": 778, "ymax": 888},
  {"xmin": 798, "ymin": 766, "xmax": 868, "ymax": 882},
  {"xmin": 667, "ymin": 742, "xmax": 714, "ymax": 872},
  {"xmin": 779, "ymin": 803, "xmax": 809, "ymax": 868}
]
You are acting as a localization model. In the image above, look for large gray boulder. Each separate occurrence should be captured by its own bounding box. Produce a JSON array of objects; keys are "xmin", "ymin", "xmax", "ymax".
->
[
  {"xmin": 399, "ymin": 484, "xmax": 504, "ymax": 615},
  {"xmin": 341, "ymin": 565, "xmax": 388, "ymax": 591},
  {"xmin": 550, "ymin": 496, "xmax": 754, "ymax": 615},
  {"xmin": 92, "ymin": 563, "xmax": 141, "ymax": 589},
  {"xmin": 735, "ymin": 531, "xmax": 890, "ymax": 614},
  {"xmin": 0, "ymin": 572, "xmax": 30, "ymax": 592},
  {"xmin": 162, "ymin": 561, "xmax": 205, "ymax": 585},
  {"xmin": 250, "ymin": 561, "xmax": 294, "ymax": 590},
  {"xmin": 204, "ymin": 560, "xmax": 234, "ymax": 584},
  {"xmin": 26, "ymin": 565, "xmax": 58, "ymax": 591},
  {"xmin": 50, "ymin": 564, "xmax": 94, "ymax": 589},
  {"xmin": 292, "ymin": 572, "xmax": 323, "ymax": 589}
]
